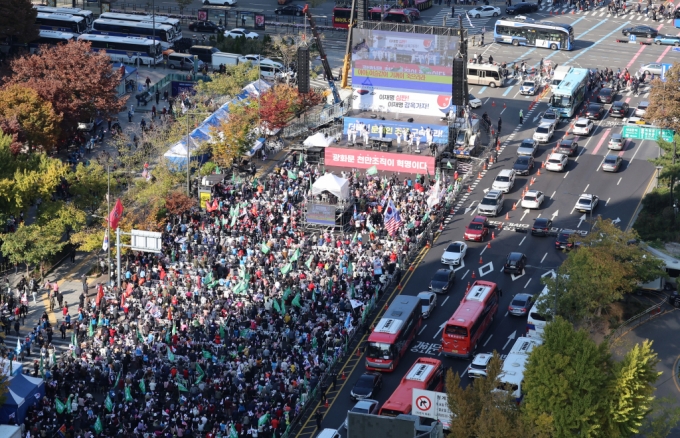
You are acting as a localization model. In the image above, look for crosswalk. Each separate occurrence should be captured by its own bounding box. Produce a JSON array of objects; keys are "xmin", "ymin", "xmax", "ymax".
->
[
  {"xmin": 537, "ymin": 5, "xmax": 677, "ymax": 23},
  {"xmin": 427, "ymin": 8, "xmax": 493, "ymax": 30},
  {"xmin": 0, "ymin": 332, "xmax": 72, "ymax": 369}
]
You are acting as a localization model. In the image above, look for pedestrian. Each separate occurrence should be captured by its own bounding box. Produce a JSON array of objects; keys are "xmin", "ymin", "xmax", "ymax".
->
[
  {"xmin": 70, "ymin": 248, "xmax": 76, "ymax": 263},
  {"xmin": 163, "ymin": 90, "xmax": 169, "ymax": 101},
  {"xmin": 315, "ymin": 410, "xmax": 323, "ymax": 430},
  {"xmin": 82, "ymin": 275, "xmax": 88, "ymax": 295},
  {"xmin": 332, "ymin": 373, "xmax": 337, "ymax": 390},
  {"xmin": 14, "ymin": 320, "xmax": 19, "ymax": 336},
  {"xmin": 128, "ymin": 110, "xmax": 133, "ymax": 123},
  {"xmin": 59, "ymin": 322, "xmax": 66, "ymax": 339},
  {"xmin": 497, "ymin": 117, "xmax": 502, "ymax": 134},
  {"xmin": 519, "ymin": 109, "xmax": 524, "ymax": 124},
  {"xmin": 152, "ymin": 105, "xmax": 157, "ymax": 119},
  {"xmin": 155, "ymin": 89, "xmax": 160, "ymax": 105},
  {"xmin": 62, "ymin": 304, "xmax": 68, "ymax": 318},
  {"xmin": 451, "ymin": 5, "xmax": 455, "ymax": 16},
  {"xmin": 145, "ymin": 76, "xmax": 151, "ymax": 89},
  {"xmin": 480, "ymin": 33, "xmax": 484, "ymax": 46}
]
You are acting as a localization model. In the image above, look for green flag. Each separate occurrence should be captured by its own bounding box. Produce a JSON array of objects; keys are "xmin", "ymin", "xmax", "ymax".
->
[
  {"xmin": 105, "ymin": 395, "xmax": 113, "ymax": 412},
  {"xmin": 258, "ymin": 413, "xmax": 270, "ymax": 427},
  {"xmin": 196, "ymin": 363, "xmax": 205, "ymax": 384},
  {"xmin": 39, "ymin": 355, "xmax": 45, "ymax": 378},
  {"xmin": 298, "ymin": 152, "xmax": 304, "ymax": 166},
  {"xmin": 137, "ymin": 328, "xmax": 145, "ymax": 343},
  {"xmin": 282, "ymin": 287, "xmax": 291, "ymax": 301},
  {"xmin": 261, "ymin": 242, "xmax": 270, "ymax": 254},
  {"xmin": 66, "ymin": 395, "xmax": 72, "ymax": 413},
  {"xmin": 447, "ymin": 160, "xmax": 453, "ymax": 169},
  {"xmin": 178, "ymin": 381, "xmax": 189, "ymax": 392},
  {"xmin": 139, "ymin": 379, "xmax": 146, "ymax": 395},
  {"xmin": 230, "ymin": 424, "xmax": 238, "ymax": 438},
  {"xmin": 352, "ymin": 231, "xmax": 357, "ymax": 243},
  {"xmin": 114, "ymin": 370, "xmax": 122, "ymax": 388},
  {"xmin": 202, "ymin": 350, "xmax": 212, "ymax": 359},
  {"xmin": 219, "ymin": 325, "xmax": 226, "ymax": 340},
  {"xmin": 281, "ymin": 263, "xmax": 292, "ymax": 275},
  {"xmin": 88, "ymin": 323, "xmax": 94, "ymax": 337},
  {"xmin": 230, "ymin": 214, "xmax": 237, "ymax": 227},
  {"xmin": 55, "ymin": 398, "xmax": 66, "ymax": 414},
  {"xmin": 172, "ymin": 322, "xmax": 178, "ymax": 336},
  {"xmin": 252, "ymin": 177, "xmax": 258, "ymax": 188},
  {"xmin": 125, "ymin": 386, "xmax": 134, "ymax": 402},
  {"xmin": 290, "ymin": 248, "xmax": 300, "ymax": 262},
  {"xmin": 93, "ymin": 416, "xmax": 103, "ymax": 435},
  {"xmin": 305, "ymin": 255, "xmax": 314, "ymax": 269},
  {"xmin": 167, "ymin": 348, "xmax": 175, "ymax": 362},
  {"xmin": 281, "ymin": 300, "xmax": 286, "ymax": 315},
  {"xmin": 287, "ymin": 170, "xmax": 298, "ymax": 180},
  {"xmin": 292, "ymin": 293, "xmax": 302, "ymax": 308},
  {"xmin": 366, "ymin": 165, "xmax": 378, "ymax": 176},
  {"xmin": 97, "ymin": 315, "xmax": 103, "ymax": 326},
  {"xmin": 273, "ymin": 299, "xmax": 281, "ymax": 313},
  {"xmin": 165, "ymin": 329, "xmax": 170, "ymax": 344}
]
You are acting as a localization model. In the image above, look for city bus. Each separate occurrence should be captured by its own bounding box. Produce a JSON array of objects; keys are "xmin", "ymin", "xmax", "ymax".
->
[
  {"xmin": 496, "ymin": 337, "xmax": 542, "ymax": 403},
  {"xmin": 29, "ymin": 30, "xmax": 76, "ymax": 53},
  {"xmin": 78, "ymin": 34, "xmax": 163, "ymax": 66},
  {"xmin": 550, "ymin": 67, "xmax": 589, "ymax": 118},
  {"xmin": 494, "ymin": 17, "xmax": 574, "ymax": 50},
  {"xmin": 99, "ymin": 12, "xmax": 183, "ymax": 41},
  {"xmin": 332, "ymin": 0, "xmax": 430, "ymax": 28},
  {"xmin": 441, "ymin": 280, "xmax": 500, "ymax": 359},
  {"xmin": 91, "ymin": 19, "xmax": 175, "ymax": 49},
  {"xmin": 379, "ymin": 358, "xmax": 444, "ymax": 417},
  {"xmin": 526, "ymin": 285, "xmax": 550, "ymax": 339},
  {"xmin": 368, "ymin": 7, "xmax": 414, "ymax": 23},
  {"xmin": 34, "ymin": 6, "xmax": 94, "ymax": 29},
  {"xmin": 366, "ymin": 295, "xmax": 422, "ymax": 372},
  {"xmin": 35, "ymin": 12, "xmax": 86, "ymax": 34}
]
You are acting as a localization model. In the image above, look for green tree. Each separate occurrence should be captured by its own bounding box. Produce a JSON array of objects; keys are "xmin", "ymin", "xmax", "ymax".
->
[
  {"xmin": 1, "ymin": 222, "xmax": 66, "ymax": 274},
  {"xmin": 523, "ymin": 317, "xmax": 612, "ymax": 438},
  {"xmin": 648, "ymin": 134, "xmax": 680, "ymax": 228},
  {"xmin": 211, "ymin": 101, "xmax": 258, "ymax": 167},
  {"xmin": 0, "ymin": 0, "xmax": 38, "ymax": 44},
  {"xmin": 0, "ymin": 85, "xmax": 62, "ymax": 153},
  {"xmin": 637, "ymin": 397, "xmax": 680, "ymax": 438},
  {"xmin": 65, "ymin": 162, "xmax": 110, "ymax": 215},
  {"xmin": 195, "ymin": 62, "xmax": 260, "ymax": 99}
]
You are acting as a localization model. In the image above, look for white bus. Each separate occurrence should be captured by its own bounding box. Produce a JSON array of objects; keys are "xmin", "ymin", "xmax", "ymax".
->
[
  {"xmin": 78, "ymin": 34, "xmax": 163, "ymax": 66},
  {"xmin": 98, "ymin": 12, "xmax": 182, "ymax": 41},
  {"xmin": 36, "ymin": 12, "xmax": 86, "ymax": 34},
  {"xmin": 29, "ymin": 29, "xmax": 76, "ymax": 53},
  {"xmin": 91, "ymin": 18, "xmax": 175, "ymax": 49},
  {"xmin": 496, "ymin": 337, "xmax": 542, "ymax": 403},
  {"xmin": 526, "ymin": 286, "xmax": 550, "ymax": 340},
  {"xmin": 467, "ymin": 63, "xmax": 506, "ymax": 88},
  {"xmin": 34, "ymin": 6, "xmax": 94, "ymax": 29}
]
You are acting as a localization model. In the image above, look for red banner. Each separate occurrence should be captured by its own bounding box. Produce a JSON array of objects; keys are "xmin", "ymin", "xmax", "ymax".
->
[{"xmin": 325, "ymin": 147, "xmax": 435, "ymax": 175}]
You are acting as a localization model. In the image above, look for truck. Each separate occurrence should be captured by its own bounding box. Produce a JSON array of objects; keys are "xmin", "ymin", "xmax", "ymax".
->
[
  {"xmin": 550, "ymin": 65, "xmax": 572, "ymax": 91},
  {"xmin": 452, "ymin": 118, "xmax": 481, "ymax": 157},
  {"xmin": 211, "ymin": 52, "xmax": 239, "ymax": 70}
]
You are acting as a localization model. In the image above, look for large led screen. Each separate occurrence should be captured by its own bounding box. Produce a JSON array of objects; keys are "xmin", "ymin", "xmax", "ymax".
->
[{"xmin": 351, "ymin": 29, "xmax": 457, "ymax": 94}]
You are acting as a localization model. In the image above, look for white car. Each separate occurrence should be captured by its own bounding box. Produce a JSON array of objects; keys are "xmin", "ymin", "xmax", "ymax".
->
[
  {"xmin": 441, "ymin": 240, "xmax": 467, "ymax": 265},
  {"xmin": 572, "ymin": 118, "xmax": 594, "ymax": 136},
  {"xmin": 468, "ymin": 93, "xmax": 482, "ymax": 108},
  {"xmin": 521, "ymin": 190, "xmax": 545, "ymax": 209},
  {"xmin": 225, "ymin": 28, "xmax": 259, "ymax": 39},
  {"xmin": 533, "ymin": 122, "xmax": 555, "ymax": 143},
  {"xmin": 467, "ymin": 353, "xmax": 493, "ymax": 378},
  {"xmin": 545, "ymin": 153, "xmax": 568, "ymax": 172},
  {"xmin": 467, "ymin": 5, "xmax": 501, "ymax": 17},
  {"xmin": 203, "ymin": 0, "xmax": 236, "ymax": 4},
  {"xmin": 418, "ymin": 291, "xmax": 437, "ymax": 319},
  {"xmin": 575, "ymin": 194, "xmax": 599, "ymax": 213},
  {"xmin": 491, "ymin": 169, "xmax": 516, "ymax": 193},
  {"xmin": 539, "ymin": 109, "xmax": 560, "ymax": 129},
  {"xmin": 478, "ymin": 189, "xmax": 505, "ymax": 216},
  {"xmin": 519, "ymin": 80, "xmax": 537, "ymax": 96},
  {"xmin": 344, "ymin": 399, "xmax": 379, "ymax": 429},
  {"xmin": 635, "ymin": 101, "xmax": 649, "ymax": 117},
  {"xmin": 640, "ymin": 63, "xmax": 662, "ymax": 76}
]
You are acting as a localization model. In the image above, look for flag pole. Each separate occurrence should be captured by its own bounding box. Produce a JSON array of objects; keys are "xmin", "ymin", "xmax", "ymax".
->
[{"xmin": 107, "ymin": 161, "xmax": 111, "ymax": 287}]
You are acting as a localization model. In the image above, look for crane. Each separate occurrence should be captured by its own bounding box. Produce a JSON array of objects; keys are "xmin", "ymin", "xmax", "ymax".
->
[
  {"xmin": 302, "ymin": 4, "xmax": 341, "ymax": 104},
  {"xmin": 340, "ymin": 0, "xmax": 357, "ymax": 89}
]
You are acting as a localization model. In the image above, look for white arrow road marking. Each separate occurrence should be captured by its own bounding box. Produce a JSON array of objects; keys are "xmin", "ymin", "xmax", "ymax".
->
[
  {"xmin": 454, "ymin": 259, "xmax": 467, "ymax": 273},
  {"xmin": 503, "ymin": 331, "xmax": 517, "ymax": 350},
  {"xmin": 434, "ymin": 322, "xmax": 446, "ymax": 339},
  {"xmin": 533, "ymin": 113, "xmax": 541, "ymax": 122},
  {"xmin": 541, "ymin": 269, "xmax": 556, "ymax": 279},
  {"xmin": 483, "ymin": 188, "xmax": 490, "ymax": 194},
  {"xmin": 465, "ymin": 207, "xmax": 473, "ymax": 214},
  {"xmin": 419, "ymin": 324, "xmax": 428, "ymax": 335},
  {"xmin": 511, "ymin": 271, "xmax": 526, "ymax": 281},
  {"xmin": 521, "ymin": 209, "xmax": 530, "ymax": 221},
  {"xmin": 483, "ymin": 335, "xmax": 493, "ymax": 347},
  {"xmin": 612, "ymin": 217, "xmax": 621, "ymax": 224},
  {"xmin": 577, "ymin": 214, "xmax": 587, "ymax": 228},
  {"xmin": 551, "ymin": 210, "xmax": 559, "ymax": 219}
]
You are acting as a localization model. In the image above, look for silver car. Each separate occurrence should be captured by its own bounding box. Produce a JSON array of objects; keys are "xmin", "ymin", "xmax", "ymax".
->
[
  {"xmin": 602, "ymin": 154, "xmax": 623, "ymax": 172},
  {"xmin": 418, "ymin": 291, "xmax": 437, "ymax": 319},
  {"xmin": 344, "ymin": 399, "xmax": 379, "ymax": 429},
  {"xmin": 640, "ymin": 63, "xmax": 662, "ymax": 76}
]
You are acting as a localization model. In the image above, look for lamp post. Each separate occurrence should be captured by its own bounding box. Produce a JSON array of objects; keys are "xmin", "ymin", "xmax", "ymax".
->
[
  {"xmin": 525, "ymin": 265, "xmax": 560, "ymax": 316},
  {"xmin": 185, "ymin": 111, "xmax": 212, "ymax": 196}
]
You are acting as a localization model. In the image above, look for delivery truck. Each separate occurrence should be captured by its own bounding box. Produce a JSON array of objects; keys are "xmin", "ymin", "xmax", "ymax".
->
[{"xmin": 212, "ymin": 52, "xmax": 239, "ymax": 70}]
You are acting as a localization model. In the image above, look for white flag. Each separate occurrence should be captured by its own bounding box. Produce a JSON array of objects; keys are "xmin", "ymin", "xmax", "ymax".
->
[
  {"xmin": 466, "ymin": 14, "xmax": 475, "ymax": 28},
  {"xmin": 15, "ymin": 338, "xmax": 21, "ymax": 354},
  {"xmin": 102, "ymin": 230, "xmax": 109, "ymax": 251}
]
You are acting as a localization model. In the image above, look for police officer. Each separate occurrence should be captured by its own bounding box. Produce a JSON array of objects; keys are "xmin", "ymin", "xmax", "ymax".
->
[{"xmin": 519, "ymin": 109, "xmax": 524, "ymax": 125}]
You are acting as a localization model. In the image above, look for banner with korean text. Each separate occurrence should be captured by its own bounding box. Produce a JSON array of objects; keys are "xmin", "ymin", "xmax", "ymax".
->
[
  {"xmin": 343, "ymin": 117, "xmax": 449, "ymax": 144},
  {"xmin": 324, "ymin": 147, "xmax": 434, "ymax": 175}
]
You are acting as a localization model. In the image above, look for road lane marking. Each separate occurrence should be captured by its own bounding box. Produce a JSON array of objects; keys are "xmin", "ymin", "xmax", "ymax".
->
[
  {"xmin": 524, "ymin": 278, "xmax": 532, "ymax": 289},
  {"xmin": 584, "ymin": 184, "xmax": 590, "ymax": 192},
  {"xmin": 519, "ymin": 236, "xmax": 526, "ymax": 246},
  {"xmin": 564, "ymin": 171, "xmax": 570, "ymax": 179},
  {"xmin": 606, "ymin": 197, "xmax": 610, "ymax": 206},
  {"xmin": 565, "ymin": 22, "xmax": 631, "ymax": 65},
  {"xmin": 483, "ymin": 335, "xmax": 493, "ymax": 346},
  {"xmin": 550, "ymin": 191, "xmax": 556, "ymax": 199},
  {"xmin": 503, "ymin": 86, "xmax": 514, "ymax": 97},
  {"xmin": 461, "ymin": 269, "xmax": 470, "ymax": 279},
  {"xmin": 617, "ymin": 177, "xmax": 622, "ymax": 185},
  {"xmin": 541, "ymin": 252, "xmax": 548, "ymax": 263},
  {"xmin": 442, "ymin": 296, "xmax": 449, "ymax": 307},
  {"xmin": 419, "ymin": 324, "xmax": 428, "ymax": 335}
]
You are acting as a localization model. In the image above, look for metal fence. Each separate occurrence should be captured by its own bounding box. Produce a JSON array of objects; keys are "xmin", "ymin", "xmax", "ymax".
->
[
  {"xmin": 607, "ymin": 291, "xmax": 669, "ymax": 344},
  {"xmin": 282, "ymin": 94, "xmax": 353, "ymax": 139}
]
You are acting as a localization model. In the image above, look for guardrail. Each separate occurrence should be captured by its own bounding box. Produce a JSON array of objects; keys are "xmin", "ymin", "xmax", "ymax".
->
[
  {"xmin": 607, "ymin": 291, "xmax": 669, "ymax": 344},
  {"xmin": 282, "ymin": 93, "xmax": 353, "ymax": 139}
]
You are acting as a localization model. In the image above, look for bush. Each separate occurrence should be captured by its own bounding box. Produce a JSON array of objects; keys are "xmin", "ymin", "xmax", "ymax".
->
[{"xmin": 634, "ymin": 187, "xmax": 680, "ymax": 243}]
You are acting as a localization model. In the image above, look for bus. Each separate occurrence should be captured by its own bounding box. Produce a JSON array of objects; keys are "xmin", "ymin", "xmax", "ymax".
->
[
  {"xmin": 78, "ymin": 34, "xmax": 163, "ymax": 66},
  {"xmin": 368, "ymin": 8, "xmax": 415, "ymax": 23},
  {"xmin": 496, "ymin": 337, "xmax": 542, "ymax": 403},
  {"xmin": 91, "ymin": 19, "xmax": 175, "ymax": 49},
  {"xmin": 366, "ymin": 295, "xmax": 422, "ymax": 372},
  {"xmin": 379, "ymin": 358, "xmax": 444, "ymax": 417},
  {"xmin": 35, "ymin": 12, "xmax": 86, "ymax": 34},
  {"xmin": 34, "ymin": 6, "xmax": 94, "ymax": 29},
  {"xmin": 526, "ymin": 285, "xmax": 550, "ymax": 339},
  {"xmin": 494, "ymin": 17, "xmax": 574, "ymax": 51},
  {"xmin": 99, "ymin": 12, "xmax": 183, "ymax": 41},
  {"xmin": 550, "ymin": 67, "xmax": 589, "ymax": 118},
  {"xmin": 29, "ymin": 30, "xmax": 76, "ymax": 53},
  {"xmin": 332, "ymin": 0, "xmax": 431, "ymax": 28},
  {"xmin": 441, "ymin": 280, "xmax": 500, "ymax": 359}
]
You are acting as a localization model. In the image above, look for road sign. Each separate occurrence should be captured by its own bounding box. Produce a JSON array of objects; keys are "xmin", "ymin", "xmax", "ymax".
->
[
  {"xmin": 412, "ymin": 389, "xmax": 452, "ymax": 429},
  {"xmin": 130, "ymin": 229, "xmax": 162, "ymax": 253},
  {"xmin": 629, "ymin": 34, "xmax": 636, "ymax": 42},
  {"xmin": 622, "ymin": 125, "xmax": 674, "ymax": 142},
  {"xmin": 661, "ymin": 63, "xmax": 672, "ymax": 82}
]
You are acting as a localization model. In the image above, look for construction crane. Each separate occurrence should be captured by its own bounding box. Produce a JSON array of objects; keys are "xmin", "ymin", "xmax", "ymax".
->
[
  {"xmin": 302, "ymin": 4, "xmax": 341, "ymax": 104},
  {"xmin": 340, "ymin": 0, "xmax": 357, "ymax": 89}
]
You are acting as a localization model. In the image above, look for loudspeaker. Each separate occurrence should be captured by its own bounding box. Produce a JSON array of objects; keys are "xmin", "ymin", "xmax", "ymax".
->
[
  {"xmin": 452, "ymin": 58, "xmax": 466, "ymax": 106},
  {"xmin": 396, "ymin": 145, "xmax": 403, "ymax": 153},
  {"xmin": 407, "ymin": 118, "xmax": 414, "ymax": 122},
  {"xmin": 357, "ymin": 0, "xmax": 369, "ymax": 21},
  {"xmin": 297, "ymin": 47, "xmax": 310, "ymax": 94}
]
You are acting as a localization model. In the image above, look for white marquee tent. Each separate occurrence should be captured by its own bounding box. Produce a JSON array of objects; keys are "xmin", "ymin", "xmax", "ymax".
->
[
  {"xmin": 303, "ymin": 132, "xmax": 334, "ymax": 147},
  {"xmin": 311, "ymin": 173, "xmax": 350, "ymax": 201}
]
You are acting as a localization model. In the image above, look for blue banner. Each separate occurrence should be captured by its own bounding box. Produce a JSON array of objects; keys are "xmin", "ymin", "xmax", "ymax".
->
[{"xmin": 343, "ymin": 117, "xmax": 449, "ymax": 144}]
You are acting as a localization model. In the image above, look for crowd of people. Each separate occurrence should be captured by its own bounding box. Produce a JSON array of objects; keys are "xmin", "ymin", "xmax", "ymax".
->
[{"xmin": 6, "ymin": 161, "xmax": 446, "ymax": 438}]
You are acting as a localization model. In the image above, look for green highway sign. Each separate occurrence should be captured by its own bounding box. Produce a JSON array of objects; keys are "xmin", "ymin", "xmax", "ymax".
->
[{"xmin": 622, "ymin": 125, "xmax": 675, "ymax": 142}]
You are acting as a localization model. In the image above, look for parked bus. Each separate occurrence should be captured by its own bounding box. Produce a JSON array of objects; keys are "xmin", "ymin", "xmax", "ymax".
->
[
  {"xmin": 34, "ymin": 6, "xmax": 93, "ymax": 29},
  {"xmin": 91, "ymin": 19, "xmax": 175, "ymax": 49},
  {"xmin": 35, "ymin": 12, "xmax": 86, "ymax": 34},
  {"xmin": 368, "ymin": 7, "xmax": 414, "ymax": 23},
  {"xmin": 550, "ymin": 67, "xmax": 589, "ymax": 118},
  {"xmin": 379, "ymin": 358, "xmax": 444, "ymax": 417},
  {"xmin": 494, "ymin": 17, "xmax": 574, "ymax": 50},
  {"xmin": 29, "ymin": 30, "xmax": 76, "ymax": 53},
  {"xmin": 99, "ymin": 12, "xmax": 183, "ymax": 41},
  {"xmin": 78, "ymin": 34, "xmax": 163, "ymax": 66},
  {"xmin": 441, "ymin": 280, "xmax": 500, "ymax": 359},
  {"xmin": 496, "ymin": 337, "xmax": 542, "ymax": 403},
  {"xmin": 467, "ymin": 63, "xmax": 506, "ymax": 88},
  {"xmin": 526, "ymin": 286, "xmax": 550, "ymax": 339},
  {"xmin": 366, "ymin": 295, "xmax": 422, "ymax": 372},
  {"xmin": 332, "ymin": 0, "xmax": 430, "ymax": 28}
]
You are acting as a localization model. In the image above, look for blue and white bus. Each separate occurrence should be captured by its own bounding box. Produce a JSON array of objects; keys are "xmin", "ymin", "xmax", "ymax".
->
[
  {"xmin": 29, "ymin": 29, "xmax": 76, "ymax": 53},
  {"xmin": 78, "ymin": 34, "xmax": 163, "ymax": 66},
  {"xmin": 35, "ymin": 12, "xmax": 86, "ymax": 34},
  {"xmin": 550, "ymin": 67, "xmax": 589, "ymax": 118},
  {"xmin": 34, "ymin": 6, "xmax": 94, "ymax": 29},
  {"xmin": 91, "ymin": 18, "xmax": 175, "ymax": 49},
  {"xmin": 494, "ymin": 17, "xmax": 574, "ymax": 51},
  {"xmin": 99, "ymin": 12, "xmax": 182, "ymax": 41}
]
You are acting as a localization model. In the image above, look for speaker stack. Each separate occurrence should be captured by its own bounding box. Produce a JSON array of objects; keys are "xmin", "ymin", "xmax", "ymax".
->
[{"xmin": 297, "ymin": 46, "xmax": 310, "ymax": 94}]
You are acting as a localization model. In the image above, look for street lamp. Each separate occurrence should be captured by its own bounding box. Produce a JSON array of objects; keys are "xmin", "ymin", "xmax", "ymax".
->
[
  {"xmin": 185, "ymin": 111, "xmax": 212, "ymax": 196},
  {"xmin": 525, "ymin": 265, "xmax": 560, "ymax": 317}
]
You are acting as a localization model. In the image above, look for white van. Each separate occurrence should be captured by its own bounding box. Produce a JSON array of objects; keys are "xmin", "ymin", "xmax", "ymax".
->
[
  {"xmin": 638, "ymin": 244, "xmax": 680, "ymax": 292},
  {"xmin": 526, "ymin": 286, "xmax": 550, "ymax": 339},
  {"xmin": 260, "ymin": 64, "xmax": 284, "ymax": 81},
  {"xmin": 166, "ymin": 52, "xmax": 203, "ymax": 71},
  {"xmin": 212, "ymin": 52, "xmax": 239, "ymax": 69},
  {"xmin": 550, "ymin": 65, "xmax": 572, "ymax": 91},
  {"xmin": 467, "ymin": 63, "xmax": 505, "ymax": 88}
]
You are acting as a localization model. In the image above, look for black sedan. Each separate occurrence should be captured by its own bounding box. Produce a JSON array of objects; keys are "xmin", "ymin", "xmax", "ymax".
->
[
  {"xmin": 429, "ymin": 268, "xmax": 454, "ymax": 294},
  {"xmin": 555, "ymin": 138, "xmax": 578, "ymax": 156},
  {"xmin": 275, "ymin": 4, "xmax": 304, "ymax": 15},
  {"xmin": 585, "ymin": 103, "xmax": 606, "ymax": 120},
  {"xmin": 189, "ymin": 21, "xmax": 224, "ymax": 33},
  {"xmin": 609, "ymin": 101, "xmax": 629, "ymax": 118},
  {"xmin": 622, "ymin": 25, "xmax": 659, "ymax": 39},
  {"xmin": 506, "ymin": 2, "xmax": 539, "ymax": 15},
  {"xmin": 503, "ymin": 252, "xmax": 527, "ymax": 274},
  {"xmin": 512, "ymin": 155, "xmax": 534, "ymax": 176},
  {"xmin": 531, "ymin": 218, "xmax": 553, "ymax": 236},
  {"xmin": 350, "ymin": 373, "xmax": 382, "ymax": 401},
  {"xmin": 597, "ymin": 88, "xmax": 615, "ymax": 104},
  {"xmin": 555, "ymin": 229, "xmax": 580, "ymax": 251}
]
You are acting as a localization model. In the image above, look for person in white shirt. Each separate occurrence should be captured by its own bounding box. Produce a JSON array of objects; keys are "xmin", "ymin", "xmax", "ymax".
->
[{"xmin": 396, "ymin": 129, "xmax": 402, "ymax": 146}]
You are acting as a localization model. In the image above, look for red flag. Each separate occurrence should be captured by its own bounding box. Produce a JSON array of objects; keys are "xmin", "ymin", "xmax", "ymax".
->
[
  {"xmin": 96, "ymin": 284, "xmax": 104, "ymax": 306},
  {"xmin": 212, "ymin": 200, "xmax": 219, "ymax": 211},
  {"xmin": 108, "ymin": 199, "xmax": 124, "ymax": 229}
]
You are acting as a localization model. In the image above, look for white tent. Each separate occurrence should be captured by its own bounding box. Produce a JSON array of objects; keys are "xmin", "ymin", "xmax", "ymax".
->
[
  {"xmin": 312, "ymin": 173, "xmax": 350, "ymax": 201},
  {"xmin": 242, "ymin": 79, "xmax": 271, "ymax": 97},
  {"xmin": 303, "ymin": 132, "xmax": 334, "ymax": 147}
]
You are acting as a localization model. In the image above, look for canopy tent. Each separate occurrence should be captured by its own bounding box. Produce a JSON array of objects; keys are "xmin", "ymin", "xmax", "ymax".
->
[
  {"xmin": 0, "ymin": 373, "xmax": 45, "ymax": 424},
  {"xmin": 303, "ymin": 132, "xmax": 334, "ymax": 147},
  {"xmin": 311, "ymin": 173, "xmax": 350, "ymax": 201},
  {"xmin": 163, "ymin": 138, "xmax": 211, "ymax": 169},
  {"xmin": 242, "ymin": 79, "xmax": 271, "ymax": 97},
  {"xmin": 244, "ymin": 138, "xmax": 266, "ymax": 157}
]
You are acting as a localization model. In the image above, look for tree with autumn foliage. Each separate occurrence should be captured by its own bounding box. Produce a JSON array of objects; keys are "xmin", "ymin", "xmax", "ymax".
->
[
  {"xmin": 0, "ymin": 0, "xmax": 39, "ymax": 44},
  {"xmin": 5, "ymin": 40, "xmax": 124, "ymax": 136},
  {"xmin": 211, "ymin": 101, "xmax": 258, "ymax": 167},
  {"xmin": 165, "ymin": 191, "xmax": 197, "ymax": 217},
  {"xmin": 0, "ymin": 85, "xmax": 62, "ymax": 153},
  {"xmin": 259, "ymin": 84, "xmax": 324, "ymax": 132}
]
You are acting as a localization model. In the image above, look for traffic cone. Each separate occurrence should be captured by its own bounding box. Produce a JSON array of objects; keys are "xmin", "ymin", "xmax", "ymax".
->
[
  {"xmin": 512, "ymin": 202, "xmax": 517, "ymax": 211},
  {"xmin": 491, "ymin": 231, "xmax": 495, "ymax": 240},
  {"xmin": 503, "ymin": 103, "xmax": 507, "ymax": 109},
  {"xmin": 492, "ymin": 101, "xmax": 496, "ymax": 107},
  {"xmin": 342, "ymin": 372, "xmax": 346, "ymax": 380},
  {"xmin": 487, "ymin": 242, "xmax": 491, "ymax": 249},
  {"xmin": 537, "ymin": 168, "xmax": 541, "ymax": 176},
  {"xmin": 478, "ymin": 172, "xmax": 482, "ymax": 179},
  {"xmin": 479, "ymin": 256, "xmax": 483, "ymax": 264},
  {"xmin": 356, "ymin": 349, "xmax": 361, "ymax": 357},
  {"xmin": 439, "ymin": 223, "xmax": 443, "ymax": 232},
  {"xmin": 471, "ymin": 271, "xmax": 476, "ymax": 279},
  {"xmin": 530, "ymin": 177, "xmax": 535, "ymax": 185},
  {"xmin": 325, "ymin": 399, "xmax": 329, "ymax": 408},
  {"xmin": 467, "ymin": 186, "xmax": 472, "ymax": 193},
  {"xmin": 505, "ymin": 212, "xmax": 510, "ymax": 220},
  {"xmin": 384, "ymin": 303, "xmax": 389, "ymax": 310},
  {"xmin": 499, "ymin": 222, "xmax": 503, "ymax": 230},
  {"xmin": 483, "ymin": 162, "xmax": 487, "ymax": 170},
  {"xmin": 466, "ymin": 282, "xmax": 471, "ymax": 292},
  {"xmin": 542, "ymin": 161, "xmax": 546, "ymax": 168},
  {"xmin": 489, "ymin": 156, "xmax": 494, "ymax": 164}
]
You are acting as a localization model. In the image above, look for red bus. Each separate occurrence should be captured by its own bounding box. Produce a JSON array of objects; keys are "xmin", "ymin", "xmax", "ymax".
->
[
  {"xmin": 368, "ymin": 8, "xmax": 415, "ymax": 23},
  {"xmin": 366, "ymin": 295, "xmax": 422, "ymax": 372},
  {"xmin": 332, "ymin": 5, "xmax": 355, "ymax": 29},
  {"xmin": 379, "ymin": 358, "xmax": 445, "ymax": 417},
  {"xmin": 332, "ymin": 0, "xmax": 431, "ymax": 28},
  {"xmin": 441, "ymin": 280, "xmax": 500, "ymax": 359}
]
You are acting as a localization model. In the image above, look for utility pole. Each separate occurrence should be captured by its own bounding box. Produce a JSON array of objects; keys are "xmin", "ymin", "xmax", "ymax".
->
[{"xmin": 672, "ymin": 140, "xmax": 677, "ymax": 225}]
